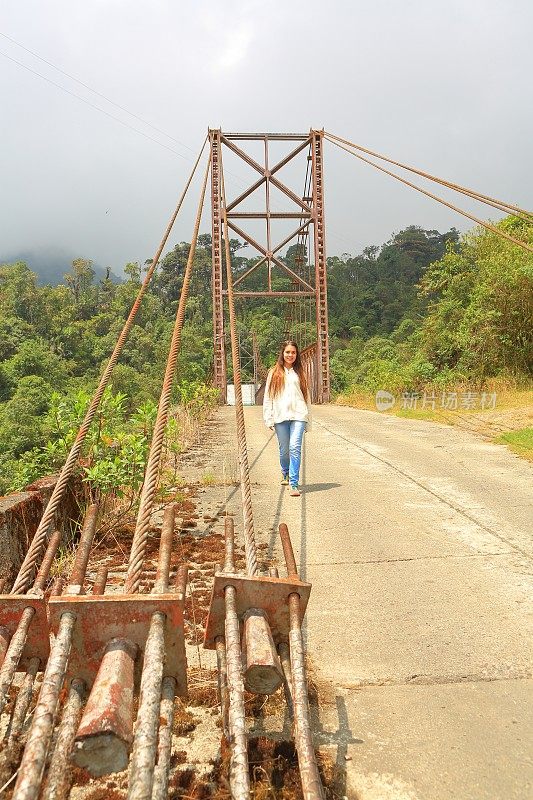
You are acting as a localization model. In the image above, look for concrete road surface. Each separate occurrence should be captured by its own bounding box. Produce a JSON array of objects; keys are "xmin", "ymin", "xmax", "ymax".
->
[{"xmin": 200, "ymin": 404, "xmax": 532, "ymax": 800}]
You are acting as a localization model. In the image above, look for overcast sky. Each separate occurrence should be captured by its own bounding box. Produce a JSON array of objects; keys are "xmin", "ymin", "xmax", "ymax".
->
[{"xmin": 1, "ymin": 0, "xmax": 532, "ymax": 275}]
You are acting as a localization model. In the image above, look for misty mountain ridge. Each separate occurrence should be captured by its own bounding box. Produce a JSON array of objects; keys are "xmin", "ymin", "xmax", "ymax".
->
[{"xmin": 0, "ymin": 247, "xmax": 122, "ymax": 286}]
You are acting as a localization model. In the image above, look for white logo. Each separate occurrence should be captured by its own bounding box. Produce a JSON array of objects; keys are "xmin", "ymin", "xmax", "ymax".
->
[{"xmin": 376, "ymin": 390, "xmax": 395, "ymax": 412}]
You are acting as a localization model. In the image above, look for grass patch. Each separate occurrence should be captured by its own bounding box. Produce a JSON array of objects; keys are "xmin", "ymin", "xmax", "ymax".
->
[
  {"xmin": 336, "ymin": 385, "xmax": 532, "ymax": 421},
  {"xmin": 495, "ymin": 427, "xmax": 533, "ymax": 460}
]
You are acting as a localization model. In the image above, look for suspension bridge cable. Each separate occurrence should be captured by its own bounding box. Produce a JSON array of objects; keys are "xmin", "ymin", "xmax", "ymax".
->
[
  {"xmin": 325, "ymin": 135, "xmax": 533, "ymax": 254},
  {"xmin": 125, "ymin": 153, "xmax": 210, "ymax": 594},
  {"xmin": 10, "ymin": 136, "xmax": 208, "ymax": 595},
  {"xmin": 325, "ymin": 131, "xmax": 533, "ymax": 222}
]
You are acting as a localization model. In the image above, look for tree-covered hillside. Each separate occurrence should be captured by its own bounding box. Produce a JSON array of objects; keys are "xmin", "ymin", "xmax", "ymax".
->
[{"xmin": 0, "ymin": 217, "xmax": 530, "ymax": 492}]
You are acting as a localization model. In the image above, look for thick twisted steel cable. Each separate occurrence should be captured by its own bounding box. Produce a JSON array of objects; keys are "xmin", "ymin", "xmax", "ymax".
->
[
  {"xmin": 10, "ymin": 138, "xmax": 207, "ymax": 596},
  {"xmin": 220, "ymin": 163, "xmax": 258, "ymax": 577},
  {"xmin": 325, "ymin": 130, "xmax": 533, "ymax": 223},
  {"xmin": 325, "ymin": 135, "xmax": 533, "ymax": 254},
  {"xmin": 124, "ymin": 155, "xmax": 210, "ymax": 594}
]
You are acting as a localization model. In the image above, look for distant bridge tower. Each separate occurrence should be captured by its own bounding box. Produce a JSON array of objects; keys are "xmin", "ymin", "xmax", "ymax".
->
[{"xmin": 209, "ymin": 129, "xmax": 330, "ymax": 403}]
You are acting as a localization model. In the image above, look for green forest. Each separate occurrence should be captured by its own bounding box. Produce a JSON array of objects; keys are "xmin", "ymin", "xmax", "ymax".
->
[{"xmin": 0, "ymin": 216, "xmax": 531, "ymax": 494}]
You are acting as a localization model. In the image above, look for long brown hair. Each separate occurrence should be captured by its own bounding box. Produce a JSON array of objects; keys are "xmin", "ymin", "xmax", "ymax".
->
[{"xmin": 268, "ymin": 340, "xmax": 309, "ymax": 400}]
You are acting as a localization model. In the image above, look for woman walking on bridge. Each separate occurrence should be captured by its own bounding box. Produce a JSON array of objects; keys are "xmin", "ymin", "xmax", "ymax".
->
[{"xmin": 263, "ymin": 340, "xmax": 311, "ymax": 497}]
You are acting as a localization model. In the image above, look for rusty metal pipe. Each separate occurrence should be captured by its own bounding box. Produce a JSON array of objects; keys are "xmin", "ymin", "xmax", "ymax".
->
[
  {"xmin": 12, "ymin": 611, "xmax": 76, "ymax": 800},
  {"xmin": 33, "ymin": 530, "xmax": 63, "ymax": 592},
  {"xmin": 279, "ymin": 524, "xmax": 298, "ymax": 578},
  {"xmin": 92, "ymin": 566, "xmax": 108, "ymax": 595},
  {"xmin": 154, "ymin": 506, "xmax": 175, "ymax": 593},
  {"xmin": 41, "ymin": 678, "xmax": 86, "ymax": 800},
  {"xmin": 66, "ymin": 504, "xmax": 99, "ymax": 594},
  {"xmin": 289, "ymin": 593, "xmax": 324, "ymax": 800}
]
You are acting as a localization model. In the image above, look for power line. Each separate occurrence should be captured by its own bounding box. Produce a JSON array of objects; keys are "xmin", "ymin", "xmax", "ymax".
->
[
  {"xmin": 0, "ymin": 49, "xmax": 191, "ymax": 160},
  {"xmin": 0, "ymin": 30, "xmax": 198, "ymax": 156},
  {"xmin": 0, "ymin": 37, "xmax": 255, "ymax": 200}
]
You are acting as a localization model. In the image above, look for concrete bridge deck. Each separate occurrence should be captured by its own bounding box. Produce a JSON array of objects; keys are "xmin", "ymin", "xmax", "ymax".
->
[{"xmin": 196, "ymin": 404, "xmax": 532, "ymax": 800}]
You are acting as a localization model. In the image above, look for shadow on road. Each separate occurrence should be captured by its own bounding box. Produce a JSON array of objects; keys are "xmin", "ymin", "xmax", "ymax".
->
[{"xmin": 302, "ymin": 482, "xmax": 341, "ymax": 493}]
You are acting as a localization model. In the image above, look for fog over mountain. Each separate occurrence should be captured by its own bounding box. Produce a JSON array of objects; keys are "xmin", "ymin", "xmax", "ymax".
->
[{"xmin": 0, "ymin": 247, "xmax": 121, "ymax": 286}]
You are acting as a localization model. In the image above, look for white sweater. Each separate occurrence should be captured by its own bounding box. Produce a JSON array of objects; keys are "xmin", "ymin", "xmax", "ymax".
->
[{"xmin": 263, "ymin": 367, "xmax": 311, "ymax": 430}]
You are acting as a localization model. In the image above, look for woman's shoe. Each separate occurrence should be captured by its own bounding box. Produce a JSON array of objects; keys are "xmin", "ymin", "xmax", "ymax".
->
[
  {"xmin": 281, "ymin": 473, "xmax": 289, "ymax": 485},
  {"xmin": 289, "ymin": 485, "xmax": 301, "ymax": 497}
]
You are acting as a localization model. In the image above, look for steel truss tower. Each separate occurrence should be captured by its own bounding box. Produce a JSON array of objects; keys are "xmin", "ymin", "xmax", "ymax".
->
[{"xmin": 209, "ymin": 129, "xmax": 330, "ymax": 403}]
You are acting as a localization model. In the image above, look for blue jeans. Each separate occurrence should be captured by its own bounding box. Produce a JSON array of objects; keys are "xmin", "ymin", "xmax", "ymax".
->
[{"xmin": 274, "ymin": 420, "xmax": 306, "ymax": 487}]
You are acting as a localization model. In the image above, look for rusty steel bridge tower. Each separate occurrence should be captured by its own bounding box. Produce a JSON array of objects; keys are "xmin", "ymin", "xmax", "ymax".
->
[{"xmin": 209, "ymin": 129, "xmax": 330, "ymax": 404}]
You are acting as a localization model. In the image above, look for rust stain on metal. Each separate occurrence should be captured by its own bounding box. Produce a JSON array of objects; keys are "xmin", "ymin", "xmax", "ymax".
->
[{"xmin": 0, "ymin": 595, "xmax": 50, "ymax": 667}]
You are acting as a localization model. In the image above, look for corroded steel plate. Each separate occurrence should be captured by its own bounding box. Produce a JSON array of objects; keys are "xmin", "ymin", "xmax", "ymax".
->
[
  {"xmin": 203, "ymin": 573, "xmax": 311, "ymax": 649},
  {"xmin": 48, "ymin": 593, "xmax": 187, "ymax": 694}
]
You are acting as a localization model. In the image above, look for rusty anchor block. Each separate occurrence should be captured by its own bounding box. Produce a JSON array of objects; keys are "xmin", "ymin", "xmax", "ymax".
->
[
  {"xmin": 51, "ymin": 586, "xmax": 187, "ymax": 775},
  {"xmin": 204, "ymin": 519, "xmax": 312, "ymax": 693}
]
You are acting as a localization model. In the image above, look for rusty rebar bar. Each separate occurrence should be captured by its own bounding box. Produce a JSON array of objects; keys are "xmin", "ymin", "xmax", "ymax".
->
[
  {"xmin": 224, "ymin": 585, "xmax": 250, "ymax": 800},
  {"xmin": 11, "ymin": 139, "xmax": 207, "ymax": 597},
  {"xmin": 289, "ymin": 593, "xmax": 324, "ymax": 800},
  {"xmin": 125, "ymin": 155, "xmax": 210, "ymax": 595},
  {"xmin": 127, "ymin": 506, "xmax": 177, "ymax": 799},
  {"xmin": 92, "ymin": 566, "xmax": 108, "ymax": 595},
  {"xmin": 42, "ymin": 555, "xmax": 106, "ymax": 800},
  {"xmin": 66, "ymin": 504, "xmax": 98, "ymax": 594},
  {"xmin": 12, "ymin": 611, "xmax": 76, "ymax": 800},
  {"xmin": 220, "ymin": 167, "xmax": 258, "ymax": 577},
  {"xmin": 41, "ymin": 678, "xmax": 86, "ymax": 800},
  {"xmin": 154, "ymin": 506, "xmax": 175, "ymax": 593},
  {"xmin": 151, "ymin": 675, "xmax": 176, "ymax": 800},
  {"xmin": 6, "ymin": 656, "xmax": 40, "ymax": 746},
  {"xmin": 10, "ymin": 506, "xmax": 100, "ymax": 799},
  {"xmin": 224, "ymin": 516, "xmax": 235, "ymax": 572},
  {"xmin": 215, "ymin": 638, "xmax": 230, "ymax": 738},
  {"xmin": 33, "ymin": 530, "xmax": 62, "ymax": 592},
  {"xmin": 0, "ymin": 608, "xmax": 36, "ymax": 719},
  {"xmin": 50, "ymin": 577, "xmax": 65, "ymax": 596},
  {"xmin": 278, "ymin": 642, "xmax": 294, "ymax": 718}
]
